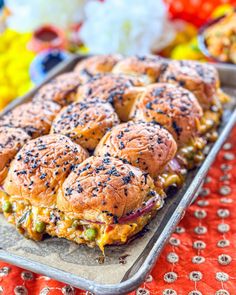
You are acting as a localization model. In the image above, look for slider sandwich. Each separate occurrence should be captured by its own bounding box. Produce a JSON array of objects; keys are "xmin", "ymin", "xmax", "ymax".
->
[
  {"xmin": 76, "ymin": 73, "xmax": 144, "ymax": 121},
  {"xmin": 0, "ymin": 126, "xmax": 31, "ymax": 185},
  {"xmin": 160, "ymin": 60, "xmax": 228, "ymax": 137},
  {"xmin": 57, "ymin": 156, "xmax": 164, "ymax": 252},
  {"xmin": 112, "ymin": 54, "xmax": 165, "ymax": 84},
  {"xmin": 51, "ymin": 99, "xmax": 120, "ymax": 151},
  {"xmin": 33, "ymin": 72, "xmax": 82, "ymax": 106},
  {"xmin": 2, "ymin": 134, "xmax": 88, "ymax": 240},
  {"xmin": 0, "ymin": 101, "xmax": 61, "ymax": 138},
  {"xmin": 74, "ymin": 54, "xmax": 123, "ymax": 83},
  {"xmin": 130, "ymin": 83, "xmax": 205, "ymax": 169},
  {"xmin": 95, "ymin": 121, "xmax": 177, "ymax": 179}
]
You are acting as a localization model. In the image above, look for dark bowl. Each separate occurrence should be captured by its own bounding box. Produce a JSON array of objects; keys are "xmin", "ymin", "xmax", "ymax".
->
[{"xmin": 198, "ymin": 13, "xmax": 236, "ymax": 65}]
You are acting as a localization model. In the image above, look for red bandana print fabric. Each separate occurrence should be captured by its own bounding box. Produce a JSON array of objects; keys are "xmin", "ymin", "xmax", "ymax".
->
[{"xmin": 0, "ymin": 125, "xmax": 236, "ymax": 294}]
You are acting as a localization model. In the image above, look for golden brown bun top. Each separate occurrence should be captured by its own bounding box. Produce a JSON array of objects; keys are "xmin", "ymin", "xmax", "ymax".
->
[
  {"xmin": 0, "ymin": 127, "xmax": 31, "ymax": 184},
  {"xmin": 51, "ymin": 99, "xmax": 120, "ymax": 150},
  {"xmin": 113, "ymin": 55, "xmax": 165, "ymax": 84},
  {"xmin": 160, "ymin": 60, "xmax": 220, "ymax": 109},
  {"xmin": 95, "ymin": 121, "xmax": 177, "ymax": 178},
  {"xmin": 74, "ymin": 54, "xmax": 123, "ymax": 83},
  {"xmin": 77, "ymin": 73, "xmax": 144, "ymax": 121},
  {"xmin": 33, "ymin": 72, "xmax": 82, "ymax": 106},
  {"xmin": 0, "ymin": 101, "xmax": 61, "ymax": 138},
  {"xmin": 131, "ymin": 83, "xmax": 203, "ymax": 145},
  {"xmin": 77, "ymin": 73, "xmax": 143, "ymax": 99},
  {"xmin": 51, "ymin": 72, "xmax": 81, "ymax": 85},
  {"xmin": 57, "ymin": 156, "xmax": 161, "ymax": 223},
  {"xmin": 4, "ymin": 134, "xmax": 89, "ymax": 207}
]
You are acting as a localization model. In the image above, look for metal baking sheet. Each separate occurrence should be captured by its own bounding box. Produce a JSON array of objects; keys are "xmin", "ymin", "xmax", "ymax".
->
[{"xmin": 0, "ymin": 55, "xmax": 236, "ymax": 295}]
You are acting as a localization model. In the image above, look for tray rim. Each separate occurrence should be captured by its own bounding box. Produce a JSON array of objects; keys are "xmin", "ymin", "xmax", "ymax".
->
[{"xmin": 0, "ymin": 55, "xmax": 236, "ymax": 295}]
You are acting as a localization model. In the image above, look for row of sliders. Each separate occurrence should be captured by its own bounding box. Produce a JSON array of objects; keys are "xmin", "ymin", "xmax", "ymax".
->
[{"xmin": 0, "ymin": 54, "xmax": 229, "ymax": 252}]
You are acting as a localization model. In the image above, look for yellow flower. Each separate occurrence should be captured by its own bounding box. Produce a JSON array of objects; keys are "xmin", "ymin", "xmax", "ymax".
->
[
  {"xmin": 211, "ymin": 4, "xmax": 234, "ymax": 19},
  {"xmin": 161, "ymin": 22, "xmax": 198, "ymax": 57},
  {"xmin": 17, "ymin": 82, "xmax": 35, "ymax": 97},
  {"xmin": 0, "ymin": 71, "xmax": 7, "ymax": 82},
  {"xmin": 0, "ymin": 29, "xmax": 19, "ymax": 45},
  {"xmin": 10, "ymin": 71, "xmax": 31, "ymax": 86},
  {"xmin": 0, "ymin": 85, "xmax": 16, "ymax": 110},
  {"xmin": 77, "ymin": 45, "xmax": 90, "ymax": 54},
  {"xmin": 171, "ymin": 38, "xmax": 205, "ymax": 61},
  {"xmin": 0, "ymin": 29, "xmax": 35, "ymax": 110},
  {"xmin": 0, "ymin": 41, "xmax": 7, "ymax": 53},
  {"xmin": 0, "ymin": 55, "xmax": 9, "ymax": 68},
  {"xmin": 19, "ymin": 33, "xmax": 32, "ymax": 43}
]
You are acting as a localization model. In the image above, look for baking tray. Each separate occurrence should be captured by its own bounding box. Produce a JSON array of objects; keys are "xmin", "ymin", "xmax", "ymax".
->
[{"xmin": 0, "ymin": 55, "xmax": 236, "ymax": 295}]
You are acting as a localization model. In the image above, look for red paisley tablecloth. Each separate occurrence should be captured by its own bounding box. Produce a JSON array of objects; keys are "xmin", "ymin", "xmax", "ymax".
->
[{"xmin": 0, "ymin": 124, "xmax": 236, "ymax": 295}]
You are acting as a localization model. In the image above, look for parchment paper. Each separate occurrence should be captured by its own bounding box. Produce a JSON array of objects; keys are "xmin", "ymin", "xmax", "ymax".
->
[{"xmin": 0, "ymin": 208, "xmax": 167, "ymax": 284}]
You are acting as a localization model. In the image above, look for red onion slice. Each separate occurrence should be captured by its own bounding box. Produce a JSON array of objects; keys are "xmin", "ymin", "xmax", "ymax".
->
[
  {"xmin": 118, "ymin": 195, "xmax": 163, "ymax": 224},
  {"xmin": 82, "ymin": 194, "xmax": 163, "ymax": 225}
]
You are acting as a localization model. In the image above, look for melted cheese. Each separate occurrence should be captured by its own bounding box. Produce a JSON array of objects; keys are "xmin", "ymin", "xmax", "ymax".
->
[
  {"xmin": 218, "ymin": 89, "xmax": 230, "ymax": 104},
  {"xmin": 177, "ymin": 101, "xmax": 223, "ymax": 169},
  {"xmin": 0, "ymin": 193, "xmax": 155, "ymax": 252}
]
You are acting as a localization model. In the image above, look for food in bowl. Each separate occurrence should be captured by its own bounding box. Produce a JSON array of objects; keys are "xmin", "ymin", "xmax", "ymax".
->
[{"xmin": 203, "ymin": 11, "xmax": 236, "ymax": 64}]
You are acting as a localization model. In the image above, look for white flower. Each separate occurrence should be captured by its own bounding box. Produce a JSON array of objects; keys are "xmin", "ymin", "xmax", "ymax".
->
[
  {"xmin": 80, "ymin": 0, "xmax": 175, "ymax": 55},
  {"xmin": 5, "ymin": 0, "xmax": 86, "ymax": 32}
]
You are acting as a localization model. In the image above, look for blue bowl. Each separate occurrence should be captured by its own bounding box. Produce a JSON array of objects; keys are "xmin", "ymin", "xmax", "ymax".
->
[{"xmin": 30, "ymin": 49, "xmax": 71, "ymax": 84}]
